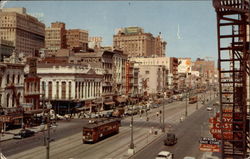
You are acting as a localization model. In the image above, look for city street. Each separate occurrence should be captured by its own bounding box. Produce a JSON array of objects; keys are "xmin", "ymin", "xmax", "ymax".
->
[
  {"xmin": 3, "ymin": 94, "xmax": 215, "ymax": 159},
  {"xmin": 132, "ymin": 98, "xmax": 218, "ymax": 159}
]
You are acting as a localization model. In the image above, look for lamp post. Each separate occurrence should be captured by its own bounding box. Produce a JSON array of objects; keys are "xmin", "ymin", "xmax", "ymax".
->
[
  {"xmin": 185, "ymin": 89, "xmax": 188, "ymax": 117},
  {"xmin": 128, "ymin": 100, "xmax": 135, "ymax": 155},
  {"xmin": 42, "ymin": 84, "xmax": 46, "ymax": 146},
  {"xmin": 130, "ymin": 100, "xmax": 134, "ymax": 149},
  {"xmin": 46, "ymin": 101, "xmax": 52, "ymax": 159},
  {"xmin": 162, "ymin": 100, "xmax": 165, "ymax": 132}
]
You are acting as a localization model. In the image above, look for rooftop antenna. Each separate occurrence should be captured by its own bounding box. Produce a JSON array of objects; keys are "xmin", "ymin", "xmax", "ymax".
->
[{"xmin": 177, "ymin": 24, "xmax": 182, "ymax": 40}]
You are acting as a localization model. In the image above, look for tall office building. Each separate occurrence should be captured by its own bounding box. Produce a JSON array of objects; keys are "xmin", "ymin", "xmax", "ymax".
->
[
  {"xmin": 45, "ymin": 22, "xmax": 67, "ymax": 54},
  {"xmin": 66, "ymin": 29, "xmax": 88, "ymax": 52},
  {"xmin": 0, "ymin": 8, "xmax": 45, "ymax": 55},
  {"xmin": 113, "ymin": 27, "xmax": 166, "ymax": 57}
]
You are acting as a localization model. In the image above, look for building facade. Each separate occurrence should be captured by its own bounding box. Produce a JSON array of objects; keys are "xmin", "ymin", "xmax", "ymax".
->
[
  {"xmin": 66, "ymin": 29, "xmax": 88, "ymax": 52},
  {"xmin": 129, "ymin": 56, "xmax": 178, "ymax": 89},
  {"xmin": 0, "ymin": 39, "xmax": 14, "ymax": 61},
  {"xmin": 137, "ymin": 65, "xmax": 167, "ymax": 95},
  {"xmin": 24, "ymin": 56, "xmax": 41, "ymax": 111},
  {"xmin": 113, "ymin": 27, "xmax": 166, "ymax": 57},
  {"xmin": 37, "ymin": 63, "xmax": 103, "ymax": 113},
  {"xmin": 125, "ymin": 62, "xmax": 139, "ymax": 96},
  {"xmin": 192, "ymin": 58, "xmax": 217, "ymax": 85},
  {"xmin": 0, "ymin": 8, "xmax": 45, "ymax": 55},
  {"xmin": 45, "ymin": 22, "xmax": 67, "ymax": 54}
]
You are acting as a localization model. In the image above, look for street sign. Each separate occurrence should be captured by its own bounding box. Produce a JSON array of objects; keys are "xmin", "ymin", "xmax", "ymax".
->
[
  {"xmin": 199, "ymin": 144, "xmax": 220, "ymax": 152},
  {"xmin": 199, "ymin": 137, "xmax": 220, "ymax": 145}
]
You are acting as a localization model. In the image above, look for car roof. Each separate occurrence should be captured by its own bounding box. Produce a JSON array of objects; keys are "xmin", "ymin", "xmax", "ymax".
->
[
  {"xmin": 184, "ymin": 157, "xmax": 196, "ymax": 159},
  {"xmin": 158, "ymin": 151, "xmax": 171, "ymax": 156}
]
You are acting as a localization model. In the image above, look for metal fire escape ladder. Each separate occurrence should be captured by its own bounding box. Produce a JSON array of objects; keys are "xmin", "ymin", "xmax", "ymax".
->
[{"xmin": 213, "ymin": 0, "xmax": 249, "ymax": 158}]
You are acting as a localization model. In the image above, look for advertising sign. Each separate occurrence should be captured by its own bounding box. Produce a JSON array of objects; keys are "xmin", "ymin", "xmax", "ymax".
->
[{"xmin": 199, "ymin": 144, "xmax": 220, "ymax": 152}]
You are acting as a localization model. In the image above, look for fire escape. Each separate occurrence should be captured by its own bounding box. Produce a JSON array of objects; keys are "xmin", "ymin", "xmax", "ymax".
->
[{"xmin": 213, "ymin": 0, "xmax": 249, "ymax": 158}]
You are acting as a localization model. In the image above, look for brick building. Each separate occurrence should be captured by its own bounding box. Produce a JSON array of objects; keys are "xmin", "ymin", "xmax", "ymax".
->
[
  {"xmin": 45, "ymin": 22, "xmax": 67, "ymax": 54},
  {"xmin": 113, "ymin": 27, "xmax": 166, "ymax": 57}
]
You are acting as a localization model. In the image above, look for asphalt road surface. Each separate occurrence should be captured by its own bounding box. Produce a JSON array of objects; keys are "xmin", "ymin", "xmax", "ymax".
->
[
  {"xmin": 3, "ymin": 93, "xmax": 216, "ymax": 159},
  {"xmin": 131, "ymin": 98, "xmax": 218, "ymax": 159}
]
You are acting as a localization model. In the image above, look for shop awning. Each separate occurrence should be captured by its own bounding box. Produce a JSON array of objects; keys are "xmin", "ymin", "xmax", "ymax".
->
[
  {"xmin": 24, "ymin": 109, "xmax": 49, "ymax": 115},
  {"xmin": 104, "ymin": 101, "xmax": 115, "ymax": 105},
  {"xmin": 76, "ymin": 107, "xmax": 89, "ymax": 111},
  {"xmin": 116, "ymin": 97, "xmax": 127, "ymax": 103}
]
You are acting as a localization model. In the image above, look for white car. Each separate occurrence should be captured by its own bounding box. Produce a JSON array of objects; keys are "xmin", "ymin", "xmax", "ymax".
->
[
  {"xmin": 207, "ymin": 107, "xmax": 213, "ymax": 111},
  {"xmin": 184, "ymin": 157, "xmax": 196, "ymax": 159},
  {"xmin": 155, "ymin": 151, "xmax": 174, "ymax": 159}
]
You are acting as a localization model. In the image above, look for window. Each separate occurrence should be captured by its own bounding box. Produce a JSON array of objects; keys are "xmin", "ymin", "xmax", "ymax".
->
[
  {"xmin": 6, "ymin": 74, "xmax": 9, "ymax": 84},
  {"xmin": 48, "ymin": 82, "xmax": 53, "ymax": 99},
  {"xmin": 56, "ymin": 82, "xmax": 59, "ymax": 99},
  {"xmin": 69, "ymin": 82, "xmax": 71, "ymax": 99},
  {"xmin": 61, "ymin": 82, "xmax": 66, "ymax": 99},
  {"xmin": 145, "ymin": 71, "xmax": 150, "ymax": 74},
  {"xmin": 17, "ymin": 75, "xmax": 20, "ymax": 84},
  {"xmin": 12, "ymin": 75, "xmax": 15, "ymax": 84},
  {"xmin": 6, "ymin": 94, "xmax": 9, "ymax": 107}
]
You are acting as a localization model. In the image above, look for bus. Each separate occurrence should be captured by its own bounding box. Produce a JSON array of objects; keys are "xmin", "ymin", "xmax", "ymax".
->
[{"xmin": 82, "ymin": 118, "xmax": 121, "ymax": 143}]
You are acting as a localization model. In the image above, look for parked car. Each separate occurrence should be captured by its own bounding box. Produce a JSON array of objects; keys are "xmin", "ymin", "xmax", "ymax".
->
[
  {"xmin": 207, "ymin": 106, "xmax": 213, "ymax": 111},
  {"xmin": 183, "ymin": 157, "xmax": 196, "ymax": 159},
  {"xmin": 164, "ymin": 133, "xmax": 177, "ymax": 146},
  {"xmin": 13, "ymin": 129, "xmax": 35, "ymax": 139},
  {"xmin": 155, "ymin": 151, "xmax": 174, "ymax": 159}
]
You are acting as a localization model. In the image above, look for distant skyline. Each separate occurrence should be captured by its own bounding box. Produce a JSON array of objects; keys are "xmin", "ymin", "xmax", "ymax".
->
[{"xmin": 5, "ymin": 1, "xmax": 218, "ymax": 61}]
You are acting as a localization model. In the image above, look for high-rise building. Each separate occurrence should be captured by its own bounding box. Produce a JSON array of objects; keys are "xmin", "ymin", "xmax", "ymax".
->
[
  {"xmin": 66, "ymin": 29, "xmax": 88, "ymax": 52},
  {"xmin": 0, "ymin": 8, "xmax": 45, "ymax": 55},
  {"xmin": 45, "ymin": 22, "xmax": 66, "ymax": 53},
  {"xmin": 113, "ymin": 27, "xmax": 166, "ymax": 57},
  {"xmin": 45, "ymin": 23, "xmax": 89, "ymax": 54}
]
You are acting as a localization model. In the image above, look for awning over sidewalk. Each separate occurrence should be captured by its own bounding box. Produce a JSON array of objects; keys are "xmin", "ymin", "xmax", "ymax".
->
[
  {"xmin": 115, "ymin": 96, "xmax": 127, "ymax": 103},
  {"xmin": 24, "ymin": 109, "xmax": 49, "ymax": 115},
  {"xmin": 104, "ymin": 101, "xmax": 115, "ymax": 105}
]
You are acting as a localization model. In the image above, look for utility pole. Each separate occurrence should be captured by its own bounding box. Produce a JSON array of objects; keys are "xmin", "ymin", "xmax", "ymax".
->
[
  {"xmin": 185, "ymin": 89, "xmax": 188, "ymax": 117},
  {"xmin": 46, "ymin": 108, "xmax": 50, "ymax": 159},
  {"xmin": 130, "ymin": 101, "xmax": 134, "ymax": 149},
  {"xmin": 46, "ymin": 102, "xmax": 52, "ymax": 159},
  {"xmin": 42, "ymin": 84, "xmax": 46, "ymax": 146},
  {"xmin": 128, "ymin": 100, "xmax": 135, "ymax": 155},
  {"xmin": 162, "ymin": 101, "xmax": 165, "ymax": 132}
]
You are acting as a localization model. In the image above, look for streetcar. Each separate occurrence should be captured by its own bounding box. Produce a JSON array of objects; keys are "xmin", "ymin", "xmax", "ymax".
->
[
  {"xmin": 188, "ymin": 96, "xmax": 198, "ymax": 104},
  {"xmin": 82, "ymin": 118, "xmax": 121, "ymax": 143}
]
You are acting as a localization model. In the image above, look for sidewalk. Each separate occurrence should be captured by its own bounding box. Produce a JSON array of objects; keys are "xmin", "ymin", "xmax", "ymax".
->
[{"xmin": 0, "ymin": 124, "xmax": 46, "ymax": 142}]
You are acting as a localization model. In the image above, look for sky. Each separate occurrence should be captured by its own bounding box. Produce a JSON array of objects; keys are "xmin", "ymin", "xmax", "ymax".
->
[{"xmin": 4, "ymin": 1, "xmax": 218, "ymax": 61}]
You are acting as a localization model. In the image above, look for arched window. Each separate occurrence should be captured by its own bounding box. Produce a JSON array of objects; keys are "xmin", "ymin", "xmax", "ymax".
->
[
  {"xmin": 6, "ymin": 74, "xmax": 9, "ymax": 84},
  {"xmin": 12, "ymin": 74, "xmax": 15, "ymax": 84},
  {"xmin": 6, "ymin": 94, "xmax": 9, "ymax": 107},
  {"xmin": 17, "ymin": 93, "xmax": 21, "ymax": 106},
  {"xmin": 17, "ymin": 74, "xmax": 20, "ymax": 84}
]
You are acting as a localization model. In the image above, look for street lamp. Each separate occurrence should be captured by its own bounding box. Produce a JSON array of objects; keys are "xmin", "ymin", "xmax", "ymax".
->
[
  {"xmin": 185, "ymin": 89, "xmax": 189, "ymax": 117},
  {"xmin": 128, "ymin": 100, "xmax": 135, "ymax": 155},
  {"xmin": 46, "ymin": 101, "xmax": 52, "ymax": 159},
  {"xmin": 162, "ymin": 100, "xmax": 165, "ymax": 132}
]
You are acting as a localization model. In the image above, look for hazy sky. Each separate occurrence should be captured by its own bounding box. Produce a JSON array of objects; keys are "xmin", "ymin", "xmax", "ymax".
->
[{"xmin": 5, "ymin": 1, "xmax": 218, "ymax": 60}]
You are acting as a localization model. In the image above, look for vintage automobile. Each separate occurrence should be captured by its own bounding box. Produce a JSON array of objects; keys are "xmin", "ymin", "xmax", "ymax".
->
[
  {"xmin": 13, "ymin": 129, "xmax": 35, "ymax": 139},
  {"xmin": 164, "ymin": 133, "xmax": 178, "ymax": 146}
]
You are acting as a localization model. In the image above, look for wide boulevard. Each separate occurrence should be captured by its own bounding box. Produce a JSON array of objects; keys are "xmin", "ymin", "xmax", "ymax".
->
[{"xmin": 2, "ymin": 93, "xmax": 216, "ymax": 159}]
